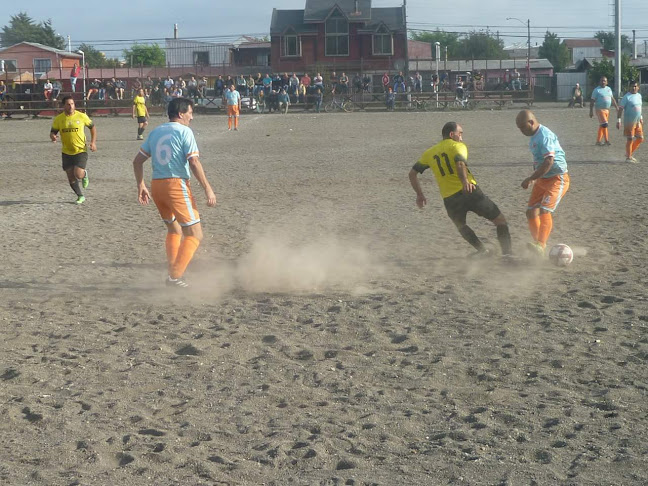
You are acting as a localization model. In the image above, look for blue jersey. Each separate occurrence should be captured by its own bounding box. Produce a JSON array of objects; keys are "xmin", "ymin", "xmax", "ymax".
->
[
  {"xmin": 619, "ymin": 92, "xmax": 642, "ymax": 125},
  {"xmin": 591, "ymin": 86, "xmax": 614, "ymax": 110},
  {"xmin": 529, "ymin": 125, "xmax": 568, "ymax": 178},
  {"xmin": 139, "ymin": 122, "xmax": 199, "ymax": 180},
  {"xmin": 225, "ymin": 89, "xmax": 241, "ymax": 106}
]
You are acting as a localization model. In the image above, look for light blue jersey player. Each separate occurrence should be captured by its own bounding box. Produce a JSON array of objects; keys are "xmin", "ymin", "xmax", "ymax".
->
[
  {"xmin": 617, "ymin": 81, "xmax": 644, "ymax": 162},
  {"xmin": 529, "ymin": 125, "xmax": 568, "ymax": 178},
  {"xmin": 139, "ymin": 122, "xmax": 198, "ymax": 180},
  {"xmin": 589, "ymin": 77, "xmax": 617, "ymax": 145}
]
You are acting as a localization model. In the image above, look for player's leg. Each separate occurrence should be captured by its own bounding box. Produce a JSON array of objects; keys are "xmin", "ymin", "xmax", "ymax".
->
[
  {"xmin": 234, "ymin": 106, "xmax": 240, "ymax": 129},
  {"xmin": 471, "ymin": 188, "xmax": 513, "ymax": 255},
  {"xmin": 535, "ymin": 174, "xmax": 570, "ymax": 249},
  {"xmin": 227, "ymin": 106, "xmax": 233, "ymax": 130},
  {"xmin": 630, "ymin": 124, "xmax": 643, "ymax": 158},
  {"xmin": 167, "ymin": 180, "xmax": 202, "ymax": 282},
  {"xmin": 445, "ymin": 193, "xmax": 487, "ymax": 253}
]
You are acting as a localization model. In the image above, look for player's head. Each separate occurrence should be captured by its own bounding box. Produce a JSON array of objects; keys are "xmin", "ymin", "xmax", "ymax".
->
[
  {"xmin": 229, "ymin": 85, "xmax": 235, "ymax": 91},
  {"xmin": 628, "ymin": 80, "xmax": 639, "ymax": 92},
  {"xmin": 442, "ymin": 122, "xmax": 463, "ymax": 142},
  {"xmin": 599, "ymin": 76, "xmax": 608, "ymax": 87},
  {"xmin": 168, "ymin": 97, "xmax": 194, "ymax": 125},
  {"xmin": 138, "ymin": 88, "xmax": 144, "ymax": 96},
  {"xmin": 516, "ymin": 109, "xmax": 538, "ymax": 136},
  {"xmin": 61, "ymin": 95, "xmax": 75, "ymax": 114}
]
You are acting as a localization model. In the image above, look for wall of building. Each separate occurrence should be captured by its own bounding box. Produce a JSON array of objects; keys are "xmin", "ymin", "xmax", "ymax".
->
[{"xmin": 165, "ymin": 39, "xmax": 231, "ymax": 68}]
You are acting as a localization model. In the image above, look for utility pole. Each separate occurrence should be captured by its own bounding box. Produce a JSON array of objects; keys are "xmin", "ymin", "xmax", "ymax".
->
[
  {"xmin": 403, "ymin": 0, "xmax": 409, "ymax": 79},
  {"xmin": 615, "ymin": 0, "xmax": 621, "ymax": 98},
  {"xmin": 527, "ymin": 19, "xmax": 531, "ymax": 87}
]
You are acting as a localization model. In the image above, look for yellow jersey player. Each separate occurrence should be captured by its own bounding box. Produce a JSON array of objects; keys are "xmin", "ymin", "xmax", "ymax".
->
[
  {"xmin": 409, "ymin": 122, "xmax": 512, "ymax": 256},
  {"xmin": 50, "ymin": 95, "xmax": 97, "ymax": 204},
  {"xmin": 132, "ymin": 88, "xmax": 149, "ymax": 140}
]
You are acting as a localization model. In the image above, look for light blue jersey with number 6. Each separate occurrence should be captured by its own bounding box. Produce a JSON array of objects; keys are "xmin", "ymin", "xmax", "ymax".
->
[{"xmin": 139, "ymin": 122, "xmax": 199, "ymax": 180}]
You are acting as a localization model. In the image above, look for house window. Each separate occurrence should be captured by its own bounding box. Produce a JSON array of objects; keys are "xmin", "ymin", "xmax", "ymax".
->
[
  {"xmin": 283, "ymin": 33, "xmax": 301, "ymax": 57},
  {"xmin": 373, "ymin": 26, "xmax": 393, "ymax": 55},
  {"xmin": 33, "ymin": 58, "xmax": 52, "ymax": 75},
  {"xmin": 193, "ymin": 51, "xmax": 209, "ymax": 66},
  {"xmin": 325, "ymin": 10, "xmax": 349, "ymax": 56},
  {"xmin": 1, "ymin": 59, "xmax": 17, "ymax": 72}
]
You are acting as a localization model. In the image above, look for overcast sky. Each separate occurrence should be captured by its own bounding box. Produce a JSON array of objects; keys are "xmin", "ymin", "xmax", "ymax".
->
[{"xmin": 2, "ymin": 0, "xmax": 647, "ymax": 57}]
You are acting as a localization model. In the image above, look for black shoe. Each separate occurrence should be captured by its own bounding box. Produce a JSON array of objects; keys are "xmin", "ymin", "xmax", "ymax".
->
[{"xmin": 166, "ymin": 276, "xmax": 189, "ymax": 288}]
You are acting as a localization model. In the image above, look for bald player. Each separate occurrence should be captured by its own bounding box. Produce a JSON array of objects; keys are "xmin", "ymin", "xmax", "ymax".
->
[
  {"xmin": 516, "ymin": 110, "xmax": 570, "ymax": 256},
  {"xmin": 590, "ymin": 76, "xmax": 618, "ymax": 146}
]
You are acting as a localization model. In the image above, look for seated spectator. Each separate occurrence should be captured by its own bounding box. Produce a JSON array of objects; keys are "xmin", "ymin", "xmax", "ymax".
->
[
  {"xmin": 281, "ymin": 72, "xmax": 290, "ymax": 91},
  {"xmin": 254, "ymin": 72, "xmax": 263, "ymax": 96},
  {"xmin": 568, "ymin": 83, "xmax": 584, "ymax": 107},
  {"xmin": 115, "ymin": 79, "xmax": 125, "ymax": 100},
  {"xmin": 87, "ymin": 79, "xmax": 100, "ymax": 100},
  {"xmin": 198, "ymin": 77, "xmax": 208, "ymax": 98},
  {"xmin": 301, "ymin": 73, "xmax": 311, "ymax": 93},
  {"xmin": 144, "ymin": 76, "xmax": 154, "ymax": 97},
  {"xmin": 511, "ymin": 69, "xmax": 522, "ymax": 90},
  {"xmin": 385, "ymin": 87, "xmax": 396, "ymax": 111},
  {"xmin": 187, "ymin": 76, "xmax": 199, "ymax": 99},
  {"xmin": 215, "ymin": 75, "xmax": 224, "ymax": 96},
  {"xmin": 262, "ymin": 73, "xmax": 273, "ymax": 95},
  {"xmin": 393, "ymin": 71, "xmax": 405, "ymax": 93},
  {"xmin": 278, "ymin": 88, "xmax": 290, "ymax": 114},
  {"xmin": 236, "ymin": 74, "xmax": 247, "ymax": 96},
  {"xmin": 0, "ymin": 80, "xmax": 6, "ymax": 101},
  {"xmin": 52, "ymin": 80, "xmax": 62, "ymax": 100},
  {"xmin": 352, "ymin": 73, "xmax": 362, "ymax": 93},
  {"xmin": 256, "ymin": 90, "xmax": 266, "ymax": 113},
  {"xmin": 246, "ymin": 75, "xmax": 255, "ymax": 98},
  {"xmin": 272, "ymin": 73, "xmax": 282, "ymax": 91},
  {"xmin": 43, "ymin": 79, "xmax": 53, "ymax": 101},
  {"xmin": 313, "ymin": 73, "xmax": 324, "ymax": 91},
  {"xmin": 289, "ymin": 73, "xmax": 299, "ymax": 98},
  {"xmin": 267, "ymin": 89, "xmax": 279, "ymax": 113},
  {"xmin": 338, "ymin": 72, "xmax": 349, "ymax": 94},
  {"xmin": 298, "ymin": 83, "xmax": 306, "ymax": 104},
  {"xmin": 164, "ymin": 76, "xmax": 174, "ymax": 93}
]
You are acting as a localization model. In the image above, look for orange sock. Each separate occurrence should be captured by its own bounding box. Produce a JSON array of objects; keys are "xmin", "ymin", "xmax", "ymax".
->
[
  {"xmin": 597, "ymin": 126, "xmax": 604, "ymax": 143},
  {"xmin": 631, "ymin": 137, "xmax": 643, "ymax": 155},
  {"xmin": 170, "ymin": 236, "xmax": 200, "ymax": 279},
  {"xmin": 165, "ymin": 233, "xmax": 182, "ymax": 270},
  {"xmin": 626, "ymin": 139, "xmax": 633, "ymax": 157},
  {"xmin": 527, "ymin": 216, "xmax": 540, "ymax": 241},
  {"xmin": 538, "ymin": 213, "xmax": 553, "ymax": 248},
  {"xmin": 228, "ymin": 117, "xmax": 232, "ymax": 129},
  {"xmin": 234, "ymin": 116, "xmax": 239, "ymax": 128}
]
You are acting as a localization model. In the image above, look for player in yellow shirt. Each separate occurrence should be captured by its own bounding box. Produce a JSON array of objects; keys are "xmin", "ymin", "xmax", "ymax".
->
[
  {"xmin": 50, "ymin": 95, "xmax": 97, "ymax": 204},
  {"xmin": 132, "ymin": 88, "xmax": 150, "ymax": 140},
  {"xmin": 409, "ymin": 122, "xmax": 512, "ymax": 256}
]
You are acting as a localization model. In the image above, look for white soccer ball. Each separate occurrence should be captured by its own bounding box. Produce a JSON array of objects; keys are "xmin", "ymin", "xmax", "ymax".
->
[{"xmin": 549, "ymin": 244, "xmax": 573, "ymax": 267}]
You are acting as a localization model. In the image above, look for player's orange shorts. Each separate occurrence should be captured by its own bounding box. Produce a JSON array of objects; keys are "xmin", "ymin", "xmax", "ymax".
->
[
  {"xmin": 595, "ymin": 109, "xmax": 609, "ymax": 125},
  {"xmin": 528, "ymin": 173, "xmax": 570, "ymax": 213},
  {"xmin": 151, "ymin": 178, "xmax": 200, "ymax": 227},
  {"xmin": 624, "ymin": 121, "xmax": 644, "ymax": 139},
  {"xmin": 227, "ymin": 105, "xmax": 240, "ymax": 116}
]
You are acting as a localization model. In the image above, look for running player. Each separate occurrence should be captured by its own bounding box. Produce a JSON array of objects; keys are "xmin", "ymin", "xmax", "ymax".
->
[
  {"xmin": 409, "ymin": 122, "xmax": 513, "ymax": 256},
  {"xmin": 132, "ymin": 98, "xmax": 216, "ymax": 288},
  {"xmin": 590, "ymin": 76, "xmax": 618, "ymax": 146},
  {"xmin": 617, "ymin": 80, "xmax": 644, "ymax": 163},
  {"xmin": 225, "ymin": 84, "xmax": 241, "ymax": 131},
  {"xmin": 50, "ymin": 95, "xmax": 97, "ymax": 205},
  {"xmin": 133, "ymin": 88, "xmax": 150, "ymax": 140},
  {"xmin": 515, "ymin": 109, "xmax": 570, "ymax": 256}
]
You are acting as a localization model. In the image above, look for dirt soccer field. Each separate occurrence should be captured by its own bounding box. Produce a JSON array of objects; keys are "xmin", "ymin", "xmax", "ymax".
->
[{"xmin": 1, "ymin": 106, "xmax": 647, "ymax": 485}]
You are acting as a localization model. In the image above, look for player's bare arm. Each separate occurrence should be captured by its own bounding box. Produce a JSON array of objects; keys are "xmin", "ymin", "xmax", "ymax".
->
[
  {"xmin": 522, "ymin": 156, "xmax": 554, "ymax": 189},
  {"xmin": 50, "ymin": 129, "xmax": 58, "ymax": 143},
  {"xmin": 408, "ymin": 165, "xmax": 427, "ymax": 208},
  {"xmin": 89, "ymin": 125, "xmax": 97, "ymax": 152},
  {"xmin": 132, "ymin": 152, "xmax": 151, "ymax": 205},
  {"xmin": 617, "ymin": 107, "xmax": 624, "ymax": 129},
  {"xmin": 455, "ymin": 156, "xmax": 474, "ymax": 193},
  {"xmin": 589, "ymin": 99, "xmax": 594, "ymax": 118},
  {"xmin": 188, "ymin": 156, "xmax": 217, "ymax": 207}
]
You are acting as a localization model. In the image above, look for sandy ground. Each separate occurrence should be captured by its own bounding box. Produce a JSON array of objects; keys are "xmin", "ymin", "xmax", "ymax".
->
[{"xmin": 0, "ymin": 105, "xmax": 647, "ymax": 486}]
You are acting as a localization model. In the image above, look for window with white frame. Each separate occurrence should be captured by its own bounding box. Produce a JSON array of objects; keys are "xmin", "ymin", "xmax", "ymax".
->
[
  {"xmin": 1, "ymin": 59, "xmax": 17, "ymax": 72},
  {"xmin": 373, "ymin": 26, "xmax": 393, "ymax": 55},
  {"xmin": 283, "ymin": 30, "xmax": 301, "ymax": 57},
  {"xmin": 325, "ymin": 10, "xmax": 349, "ymax": 56},
  {"xmin": 33, "ymin": 58, "xmax": 52, "ymax": 75}
]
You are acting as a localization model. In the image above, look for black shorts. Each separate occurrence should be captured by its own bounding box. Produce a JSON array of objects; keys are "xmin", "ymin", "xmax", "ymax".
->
[
  {"xmin": 62, "ymin": 152, "xmax": 88, "ymax": 171},
  {"xmin": 137, "ymin": 116, "xmax": 147, "ymax": 124},
  {"xmin": 443, "ymin": 187, "xmax": 501, "ymax": 225}
]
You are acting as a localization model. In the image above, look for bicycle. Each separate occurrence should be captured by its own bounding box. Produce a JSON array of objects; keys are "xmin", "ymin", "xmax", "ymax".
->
[
  {"xmin": 324, "ymin": 96, "xmax": 353, "ymax": 113},
  {"xmin": 406, "ymin": 96, "xmax": 429, "ymax": 111}
]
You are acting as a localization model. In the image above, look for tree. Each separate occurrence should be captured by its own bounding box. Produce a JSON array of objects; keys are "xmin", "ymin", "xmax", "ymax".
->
[
  {"xmin": 538, "ymin": 31, "xmax": 570, "ymax": 72},
  {"xmin": 123, "ymin": 43, "xmax": 165, "ymax": 67},
  {"xmin": 410, "ymin": 30, "xmax": 461, "ymax": 58},
  {"xmin": 594, "ymin": 31, "xmax": 631, "ymax": 52},
  {"xmin": 588, "ymin": 55, "xmax": 639, "ymax": 93},
  {"xmin": 0, "ymin": 12, "xmax": 65, "ymax": 49},
  {"xmin": 77, "ymin": 43, "xmax": 120, "ymax": 68},
  {"xmin": 457, "ymin": 31, "xmax": 505, "ymax": 59}
]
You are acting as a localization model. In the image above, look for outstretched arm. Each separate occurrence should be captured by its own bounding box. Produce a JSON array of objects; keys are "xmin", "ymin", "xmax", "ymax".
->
[
  {"xmin": 132, "ymin": 152, "xmax": 150, "ymax": 205},
  {"xmin": 409, "ymin": 165, "xmax": 427, "ymax": 208}
]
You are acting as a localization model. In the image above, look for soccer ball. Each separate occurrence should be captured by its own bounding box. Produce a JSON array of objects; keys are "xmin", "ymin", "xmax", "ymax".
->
[{"xmin": 549, "ymin": 244, "xmax": 573, "ymax": 267}]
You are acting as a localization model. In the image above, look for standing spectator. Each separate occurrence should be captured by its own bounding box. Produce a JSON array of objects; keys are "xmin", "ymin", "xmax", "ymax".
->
[
  {"xmin": 225, "ymin": 84, "xmax": 241, "ymax": 131},
  {"xmin": 70, "ymin": 63, "xmax": 81, "ymax": 92},
  {"xmin": 132, "ymin": 88, "xmax": 149, "ymax": 140},
  {"xmin": 512, "ymin": 69, "xmax": 522, "ymax": 90},
  {"xmin": 617, "ymin": 80, "xmax": 644, "ymax": 163},
  {"xmin": 44, "ymin": 79, "xmax": 53, "ymax": 101},
  {"xmin": 281, "ymin": 72, "xmax": 290, "ymax": 91},
  {"xmin": 382, "ymin": 72, "xmax": 390, "ymax": 92},
  {"xmin": 278, "ymin": 88, "xmax": 290, "ymax": 114},
  {"xmin": 98, "ymin": 79, "xmax": 106, "ymax": 100},
  {"xmin": 393, "ymin": 71, "xmax": 405, "ymax": 93},
  {"xmin": 254, "ymin": 72, "xmax": 263, "ymax": 95},
  {"xmin": 214, "ymin": 75, "xmax": 224, "ymax": 96},
  {"xmin": 338, "ymin": 72, "xmax": 349, "ymax": 94},
  {"xmin": 49, "ymin": 95, "xmax": 97, "ymax": 205},
  {"xmin": 385, "ymin": 86, "xmax": 396, "ymax": 111},
  {"xmin": 408, "ymin": 73, "xmax": 415, "ymax": 92},
  {"xmin": 301, "ymin": 73, "xmax": 311, "ymax": 93},
  {"xmin": 352, "ymin": 73, "xmax": 362, "ymax": 93},
  {"xmin": 414, "ymin": 71, "xmax": 423, "ymax": 93},
  {"xmin": 431, "ymin": 73, "xmax": 439, "ymax": 93}
]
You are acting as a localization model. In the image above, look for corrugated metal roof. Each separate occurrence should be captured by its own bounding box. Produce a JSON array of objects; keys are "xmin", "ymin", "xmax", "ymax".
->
[{"xmin": 564, "ymin": 39, "xmax": 602, "ymax": 48}]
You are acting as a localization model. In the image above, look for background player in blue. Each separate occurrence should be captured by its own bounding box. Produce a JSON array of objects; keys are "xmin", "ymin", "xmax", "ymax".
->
[
  {"xmin": 589, "ymin": 76, "xmax": 618, "ymax": 146},
  {"xmin": 132, "ymin": 97, "xmax": 216, "ymax": 288},
  {"xmin": 617, "ymin": 80, "xmax": 643, "ymax": 163}
]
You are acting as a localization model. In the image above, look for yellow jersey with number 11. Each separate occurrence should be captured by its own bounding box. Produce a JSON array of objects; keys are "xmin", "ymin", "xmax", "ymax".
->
[{"xmin": 418, "ymin": 138, "xmax": 476, "ymax": 198}]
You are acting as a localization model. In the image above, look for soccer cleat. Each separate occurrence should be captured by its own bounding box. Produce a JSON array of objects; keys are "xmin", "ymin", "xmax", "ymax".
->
[
  {"xmin": 526, "ymin": 241, "xmax": 545, "ymax": 257},
  {"xmin": 604, "ymin": 141, "xmax": 612, "ymax": 146},
  {"xmin": 82, "ymin": 171, "xmax": 89, "ymax": 188},
  {"xmin": 166, "ymin": 276, "xmax": 189, "ymax": 288},
  {"xmin": 234, "ymin": 127, "xmax": 238, "ymax": 131},
  {"xmin": 595, "ymin": 141, "xmax": 603, "ymax": 146},
  {"xmin": 137, "ymin": 135, "xmax": 144, "ymax": 140},
  {"xmin": 468, "ymin": 248, "xmax": 492, "ymax": 259},
  {"xmin": 626, "ymin": 157, "xmax": 638, "ymax": 163},
  {"xmin": 75, "ymin": 195, "xmax": 86, "ymax": 205}
]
